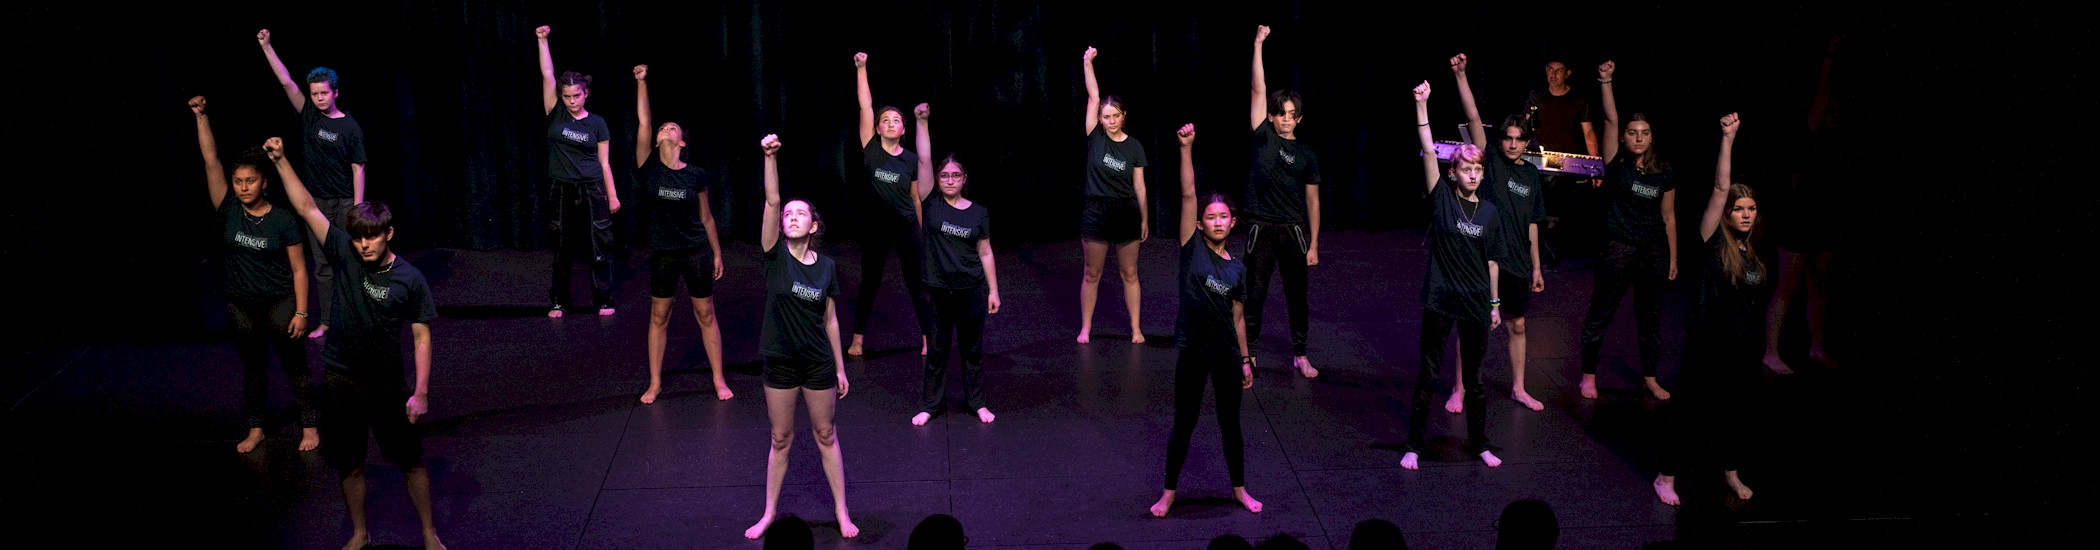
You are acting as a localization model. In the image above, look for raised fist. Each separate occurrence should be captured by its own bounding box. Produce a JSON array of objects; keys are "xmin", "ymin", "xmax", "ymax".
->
[
  {"xmin": 1413, "ymin": 80, "xmax": 1432, "ymax": 102},
  {"xmin": 1598, "ymin": 60, "xmax": 1616, "ymax": 80},
  {"xmin": 263, "ymin": 137, "xmax": 285, "ymax": 162},
  {"xmin": 760, "ymin": 134, "xmax": 781, "ymax": 156},
  {"xmin": 535, "ymin": 26, "xmax": 550, "ymax": 39},
  {"xmin": 1176, "ymin": 123, "xmax": 1195, "ymax": 146},
  {"xmin": 1255, "ymin": 25, "xmax": 1271, "ymax": 43},
  {"xmin": 1450, "ymin": 53, "xmax": 1468, "ymax": 74},
  {"xmin": 1719, "ymin": 112, "xmax": 1741, "ymax": 136},
  {"xmin": 853, "ymin": 52, "xmax": 867, "ymax": 68},
  {"xmin": 913, "ymin": 103, "xmax": 929, "ymax": 121},
  {"xmin": 188, "ymin": 96, "xmax": 207, "ymax": 115},
  {"xmin": 633, "ymin": 65, "xmax": 647, "ymax": 81},
  {"xmin": 1083, "ymin": 47, "xmax": 1097, "ymax": 63},
  {"xmin": 256, "ymin": 29, "xmax": 271, "ymax": 46}
]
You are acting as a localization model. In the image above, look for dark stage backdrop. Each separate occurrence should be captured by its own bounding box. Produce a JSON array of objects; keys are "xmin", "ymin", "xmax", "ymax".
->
[{"xmin": 8, "ymin": 2, "xmax": 2089, "ymax": 541}]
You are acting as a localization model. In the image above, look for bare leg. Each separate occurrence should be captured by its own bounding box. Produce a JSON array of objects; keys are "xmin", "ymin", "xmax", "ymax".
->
[
  {"xmin": 694, "ymin": 297, "xmax": 732, "ymax": 400},
  {"xmin": 1077, "ymin": 240, "xmax": 1109, "ymax": 343},
  {"xmin": 804, "ymin": 386, "xmax": 857, "ymax": 538},
  {"xmin": 340, "ymin": 467, "xmax": 370, "ymax": 550},
  {"xmin": 238, "ymin": 427, "xmax": 265, "ymax": 454},
  {"xmin": 1447, "ymin": 350, "xmax": 1465, "ymax": 414},
  {"xmin": 1508, "ymin": 317, "xmax": 1543, "ymax": 410},
  {"xmin": 405, "ymin": 464, "xmax": 446, "ymax": 549},
  {"xmin": 642, "ymin": 297, "xmax": 675, "ymax": 404},
  {"xmin": 745, "ymin": 386, "xmax": 800, "ymax": 540},
  {"xmin": 1654, "ymin": 474, "xmax": 1680, "ymax": 506},
  {"xmin": 1763, "ymin": 248, "xmax": 1805, "ymax": 374},
  {"xmin": 1234, "ymin": 486, "xmax": 1263, "ymax": 513},
  {"xmin": 1725, "ymin": 470, "xmax": 1754, "ymax": 500},
  {"xmin": 1149, "ymin": 489, "xmax": 1176, "ymax": 517},
  {"xmin": 1805, "ymin": 252, "xmax": 1841, "ymax": 369},
  {"xmin": 1115, "ymin": 241, "xmax": 1145, "ymax": 343}
]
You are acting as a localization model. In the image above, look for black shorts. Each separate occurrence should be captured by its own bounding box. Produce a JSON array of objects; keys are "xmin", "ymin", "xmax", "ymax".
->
[
  {"xmin": 1497, "ymin": 271, "xmax": 1532, "ymax": 319},
  {"xmin": 320, "ymin": 369, "xmax": 424, "ymax": 472},
  {"xmin": 1079, "ymin": 196, "xmax": 1141, "ymax": 244},
  {"xmin": 649, "ymin": 248, "xmax": 715, "ymax": 299},
  {"xmin": 763, "ymin": 357, "xmax": 838, "ymax": 391}
]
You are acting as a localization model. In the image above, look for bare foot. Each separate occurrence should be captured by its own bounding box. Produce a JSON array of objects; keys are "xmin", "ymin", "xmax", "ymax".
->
[
  {"xmin": 912, "ymin": 412, "xmax": 932, "ymax": 426},
  {"xmin": 838, "ymin": 513, "xmax": 859, "ymax": 538},
  {"xmin": 714, "ymin": 384, "xmax": 735, "ymax": 401},
  {"xmin": 1400, "ymin": 452, "xmax": 1420, "ymax": 470},
  {"xmin": 422, "ymin": 530, "xmax": 447, "ymax": 550},
  {"xmin": 1725, "ymin": 470, "xmax": 1754, "ymax": 500},
  {"xmin": 1445, "ymin": 390, "xmax": 1465, "ymax": 414},
  {"xmin": 307, "ymin": 324, "xmax": 329, "ymax": 339},
  {"xmin": 1579, "ymin": 374, "xmax": 1598, "ymax": 399},
  {"xmin": 1762, "ymin": 351, "xmax": 1794, "ymax": 375},
  {"xmin": 639, "ymin": 385, "xmax": 660, "ymax": 404},
  {"xmin": 744, "ymin": 515, "xmax": 773, "ymax": 540},
  {"xmin": 1645, "ymin": 377, "xmax": 1672, "ymax": 401},
  {"xmin": 1149, "ymin": 490, "xmax": 1175, "ymax": 517},
  {"xmin": 1076, "ymin": 328, "xmax": 1091, "ymax": 344},
  {"xmin": 1130, "ymin": 331, "xmax": 1146, "ymax": 344},
  {"xmin": 1294, "ymin": 356, "xmax": 1319, "ymax": 379},
  {"xmin": 1479, "ymin": 450, "xmax": 1503, "ymax": 468},
  {"xmin": 1512, "ymin": 388, "xmax": 1545, "ymax": 411},
  {"xmin": 1234, "ymin": 487, "xmax": 1263, "ymax": 513},
  {"xmin": 299, "ymin": 427, "xmax": 320, "ymax": 452},
  {"xmin": 976, "ymin": 407, "xmax": 996, "ymax": 423},
  {"xmin": 847, "ymin": 335, "xmax": 865, "ymax": 356},
  {"xmin": 1810, "ymin": 347, "xmax": 1841, "ymax": 369},
  {"xmin": 1654, "ymin": 475, "xmax": 1680, "ymax": 506},
  {"xmin": 547, "ymin": 307, "xmax": 564, "ymax": 319},
  {"xmin": 597, "ymin": 306, "xmax": 615, "ymax": 316},
  {"xmin": 237, "ymin": 428, "xmax": 265, "ymax": 454},
  {"xmin": 340, "ymin": 531, "xmax": 369, "ymax": 550}
]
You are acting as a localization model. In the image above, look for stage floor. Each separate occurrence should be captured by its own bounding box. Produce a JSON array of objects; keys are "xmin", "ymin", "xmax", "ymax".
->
[{"xmin": 10, "ymin": 231, "xmax": 1911, "ymax": 549}]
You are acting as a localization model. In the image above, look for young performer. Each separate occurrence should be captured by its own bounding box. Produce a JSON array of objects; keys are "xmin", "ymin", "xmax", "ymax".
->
[
  {"xmin": 1655, "ymin": 113, "xmax": 1766, "ymax": 505},
  {"xmin": 909, "ymin": 103, "xmax": 1002, "ymax": 426},
  {"xmin": 537, "ymin": 25, "xmax": 621, "ymax": 318},
  {"xmin": 1581, "ymin": 60, "xmax": 1676, "ymax": 401},
  {"xmin": 1764, "ymin": 35, "xmax": 1846, "ymax": 374},
  {"xmin": 191, "ymin": 96, "xmax": 319, "ymax": 454},
  {"xmin": 268, "ymin": 136, "xmax": 445, "ymax": 550},
  {"xmin": 1151, "ymin": 124, "xmax": 1262, "ymax": 517},
  {"xmin": 1449, "ymin": 53, "xmax": 1548, "ymax": 412},
  {"xmin": 632, "ymin": 64, "xmax": 731, "ymax": 403},
  {"xmin": 1405, "ymin": 81, "xmax": 1504, "ymax": 470},
  {"xmin": 257, "ymin": 29, "xmax": 366, "ymax": 339},
  {"xmin": 1243, "ymin": 25, "xmax": 1322, "ymax": 379},
  {"xmin": 745, "ymin": 135, "xmax": 858, "ymax": 540},
  {"xmin": 1076, "ymin": 46, "xmax": 1150, "ymax": 344},
  {"xmin": 848, "ymin": 52, "xmax": 933, "ymax": 357}
]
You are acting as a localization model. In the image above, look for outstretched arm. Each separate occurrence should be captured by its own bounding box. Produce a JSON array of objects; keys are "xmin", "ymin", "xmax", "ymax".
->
[
  {"xmin": 191, "ymin": 97, "xmax": 228, "ymax": 207},
  {"xmin": 537, "ymin": 26, "xmax": 556, "ymax": 115},
  {"xmin": 1599, "ymin": 60, "xmax": 1620, "ymax": 163},
  {"xmin": 1250, "ymin": 25, "xmax": 1270, "ymax": 130},
  {"xmin": 635, "ymin": 64, "xmax": 652, "ymax": 168},
  {"xmin": 257, "ymin": 30, "xmax": 305, "ymax": 112},
  {"xmin": 1413, "ymin": 81, "xmax": 1440, "ymax": 194},
  {"xmin": 1453, "ymin": 54, "xmax": 1486, "ymax": 151},
  {"xmin": 266, "ymin": 137, "xmax": 330, "ymax": 243},
  {"xmin": 855, "ymin": 52, "xmax": 874, "ymax": 146},
  {"xmin": 1176, "ymin": 124, "xmax": 1198, "ymax": 246},
  {"xmin": 913, "ymin": 104, "xmax": 935, "ymax": 205},
  {"xmin": 1703, "ymin": 113, "xmax": 1740, "ymax": 241},
  {"xmin": 759, "ymin": 135, "xmax": 783, "ymax": 252},
  {"xmin": 1082, "ymin": 47, "xmax": 1101, "ymax": 136}
]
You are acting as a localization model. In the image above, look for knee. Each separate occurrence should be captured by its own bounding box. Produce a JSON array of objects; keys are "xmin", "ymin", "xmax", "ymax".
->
[
  {"xmin": 1118, "ymin": 265, "xmax": 1140, "ymax": 283},
  {"xmin": 1081, "ymin": 265, "xmax": 1103, "ymax": 284},
  {"xmin": 1508, "ymin": 317, "xmax": 1527, "ymax": 336},
  {"xmin": 650, "ymin": 306, "xmax": 673, "ymax": 327},
  {"xmin": 693, "ymin": 301, "xmax": 717, "ymax": 326},
  {"xmin": 337, "ymin": 465, "xmax": 367, "ymax": 481},
  {"xmin": 768, "ymin": 431, "xmax": 795, "ymax": 451},
  {"xmin": 811, "ymin": 425, "xmax": 838, "ymax": 448}
]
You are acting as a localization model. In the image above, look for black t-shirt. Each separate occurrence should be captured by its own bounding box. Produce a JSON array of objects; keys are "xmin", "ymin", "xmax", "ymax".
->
[
  {"xmin": 1601, "ymin": 156, "xmax": 1675, "ymax": 248},
  {"xmin": 1242, "ymin": 120, "xmax": 1322, "ymax": 224},
  {"xmin": 318, "ymin": 227, "xmax": 438, "ymax": 379},
  {"xmin": 641, "ymin": 159, "xmax": 712, "ymax": 251},
  {"xmin": 1480, "ymin": 155, "xmax": 1546, "ymax": 278},
  {"xmin": 300, "ymin": 103, "xmax": 367, "ymax": 199},
  {"xmin": 219, "ymin": 196, "xmax": 306, "ymax": 302},
  {"xmin": 1533, "ymin": 89, "xmax": 1590, "ymax": 154},
  {"xmin": 760, "ymin": 236, "xmax": 842, "ymax": 364},
  {"xmin": 546, "ymin": 110, "xmax": 611, "ymax": 182},
  {"xmin": 1083, "ymin": 126, "xmax": 1147, "ymax": 200},
  {"xmin": 861, "ymin": 137, "xmax": 921, "ymax": 220},
  {"xmin": 1175, "ymin": 237, "xmax": 1247, "ymax": 355},
  {"xmin": 1421, "ymin": 180, "xmax": 1503, "ymax": 324},
  {"xmin": 920, "ymin": 194, "xmax": 991, "ymax": 289},
  {"xmin": 1684, "ymin": 233, "xmax": 1769, "ymax": 381}
]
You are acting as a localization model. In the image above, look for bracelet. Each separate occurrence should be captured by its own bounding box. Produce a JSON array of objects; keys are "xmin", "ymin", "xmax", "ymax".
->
[
  {"xmin": 1488, "ymin": 299, "xmax": 1501, "ymax": 305},
  {"xmin": 295, "ymin": 311, "xmax": 309, "ymax": 317}
]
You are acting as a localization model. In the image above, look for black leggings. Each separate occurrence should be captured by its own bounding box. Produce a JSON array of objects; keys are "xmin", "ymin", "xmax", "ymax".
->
[
  {"xmin": 229, "ymin": 295, "xmax": 316, "ymax": 428},
  {"xmin": 921, "ymin": 286, "xmax": 989, "ymax": 413},
  {"xmin": 1410, "ymin": 309, "xmax": 1488, "ymax": 454},
  {"xmin": 852, "ymin": 215, "xmax": 932, "ymax": 337},
  {"xmin": 1243, "ymin": 221, "xmax": 1311, "ymax": 357},
  {"xmin": 1163, "ymin": 349, "xmax": 1245, "ymax": 491},
  {"xmin": 550, "ymin": 179, "xmax": 615, "ymax": 309},
  {"xmin": 1582, "ymin": 240, "xmax": 1669, "ymax": 377}
]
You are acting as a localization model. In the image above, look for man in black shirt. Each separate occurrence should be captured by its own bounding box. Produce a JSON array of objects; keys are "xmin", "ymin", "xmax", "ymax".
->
[
  {"xmin": 1531, "ymin": 57, "xmax": 1601, "ymax": 267},
  {"xmin": 260, "ymin": 29, "xmax": 368, "ymax": 339},
  {"xmin": 1242, "ymin": 25, "xmax": 1322, "ymax": 379},
  {"xmin": 267, "ymin": 137, "xmax": 445, "ymax": 550},
  {"xmin": 1451, "ymin": 54, "xmax": 1549, "ymax": 412}
]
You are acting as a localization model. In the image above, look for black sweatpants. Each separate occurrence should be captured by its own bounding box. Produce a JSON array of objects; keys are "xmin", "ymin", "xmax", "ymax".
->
[
  {"xmin": 550, "ymin": 178, "xmax": 615, "ymax": 309},
  {"xmin": 1582, "ymin": 240, "xmax": 1669, "ymax": 377},
  {"xmin": 1242, "ymin": 221, "xmax": 1311, "ymax": 357},
  {"xmin": 852, "ymin": 214, "xmax": 932, "ymax": 338},
  {"xmin": 921, "ymin": 285, "xmax": 989, "ymax": 413},
  {"xmin": 1408, "ymin": 309, "xmax": 1489, "ymax": 454},
  {"xmin": 229, "ymin": 295, "xmax": 317, "ymax": 428}
]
